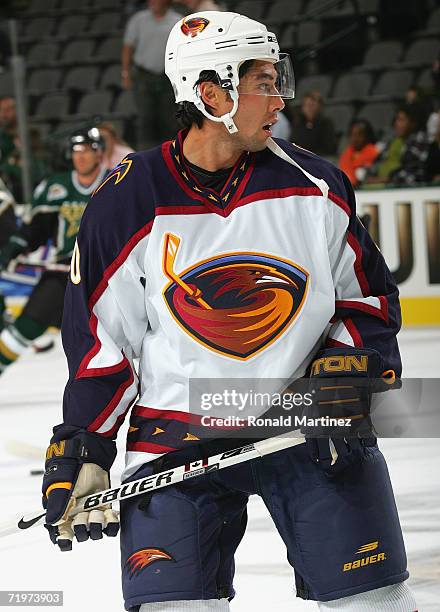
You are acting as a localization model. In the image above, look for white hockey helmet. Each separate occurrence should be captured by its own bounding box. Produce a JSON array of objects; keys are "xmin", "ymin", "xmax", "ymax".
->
[{"xmin": 165, "ymin": 11, "xmax": 295, "ymax": 134}]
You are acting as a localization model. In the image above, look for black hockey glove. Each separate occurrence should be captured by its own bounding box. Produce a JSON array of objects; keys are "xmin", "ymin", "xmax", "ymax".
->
[
  {"xmin": 42, "ymin": 426, "xmax": 119, "ymax": 551},
  {"xmin": 0, "ymin": 235, "xmax": 28, "ymax": 272},
  {"xmin": 302, "ymin": 347, "xmax": 395, "ymax": 476}
]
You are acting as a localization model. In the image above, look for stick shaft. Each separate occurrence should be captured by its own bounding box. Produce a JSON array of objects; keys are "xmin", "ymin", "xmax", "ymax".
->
[
  {"xmin": 2, "ymin": 433, "xmax": 304, "ymax": 538},
  {"xmin": 0, "ymin": 259, "xmax": 69, "ymax": 285},
  {"xmin": 14, "ymin": 257, "xmax": 70, "ymax": 272},
  {"xmin": 0, "ymin": 271, "xmax": 37, "ymax": 285}
]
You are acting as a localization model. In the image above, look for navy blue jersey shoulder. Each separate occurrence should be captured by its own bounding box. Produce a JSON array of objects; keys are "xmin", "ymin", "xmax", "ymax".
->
[
  {"xmin": 73, "ymin": 151, "xmax": 156, "ymax": 301},
  {"xmin": 84, "ymin": 150, "xmax": 156, "ymax": 226}
]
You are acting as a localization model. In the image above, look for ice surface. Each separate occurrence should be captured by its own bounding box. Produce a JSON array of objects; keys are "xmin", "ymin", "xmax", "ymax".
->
[{"xmin": 0, "ymin": 329, "xmax": 438, "ymax": 611}]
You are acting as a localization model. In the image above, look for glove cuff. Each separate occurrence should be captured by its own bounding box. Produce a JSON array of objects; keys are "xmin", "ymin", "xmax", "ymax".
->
[{"xmin": 46, "ymin": 427, "xmax": 117, "ymax": 471}]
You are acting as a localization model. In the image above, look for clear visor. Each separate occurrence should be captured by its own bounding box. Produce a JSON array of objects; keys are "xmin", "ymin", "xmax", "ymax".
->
[{"xmin": 238, "ymin": 53, "xmax": 295, "ymax": 99}]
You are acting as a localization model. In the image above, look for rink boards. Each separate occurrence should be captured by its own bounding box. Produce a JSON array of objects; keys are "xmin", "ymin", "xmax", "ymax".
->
[{"xmin": 357, "ymin": 186, "xmax": 440, "ymax": 326}]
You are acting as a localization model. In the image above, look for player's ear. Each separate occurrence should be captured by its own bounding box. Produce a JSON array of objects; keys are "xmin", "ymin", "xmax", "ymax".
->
[{"xmin": 198, "ymin": 81, "xmax": 232, "ymax": 117}]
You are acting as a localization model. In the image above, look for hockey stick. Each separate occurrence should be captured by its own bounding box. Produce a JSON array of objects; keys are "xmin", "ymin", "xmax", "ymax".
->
[
  {"xmin": 0, "ymin": 258, "xmax": 69, "ymax": 285},
  {"xmin": 32, "ymin": 338, "xmax": 55, "ymax": 353},
  {"xmin": 0, "ymin": 270, "xmax": 38, "ymax": 285},
  {"xmin": 0, "ymin": 432, "xmax": 305, "ymax": 538},
  {"xmin": 13, "ymin": 257, "xmax": 70, "ymax": 273},
  {"xmin": 4, "ymin": 439, "xmax": 45, "ymax": 461}
]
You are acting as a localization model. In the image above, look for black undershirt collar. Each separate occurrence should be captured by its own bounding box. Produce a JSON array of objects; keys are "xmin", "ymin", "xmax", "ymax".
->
[{"xmin": 184, "ymin": 157, "xmax": 234, "ymax": 193}]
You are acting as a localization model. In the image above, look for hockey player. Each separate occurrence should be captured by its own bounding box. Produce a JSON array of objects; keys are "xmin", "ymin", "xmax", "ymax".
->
[
  {"xmin": 0, "ymin": 128, "xmax": 106, "ymax": 374},
  {"xmin": 41, "ymin": 12, "xmax": 417, "ymax": 612},
  {"xmin": 0, "ymin": 176, "xmax": 17, "ymax": 330}
]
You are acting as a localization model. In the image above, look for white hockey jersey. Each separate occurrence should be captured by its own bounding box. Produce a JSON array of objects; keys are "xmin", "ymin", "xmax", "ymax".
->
[{"xmin": 60, "ymin": 133, "xmax": 401, "ymax": 479}]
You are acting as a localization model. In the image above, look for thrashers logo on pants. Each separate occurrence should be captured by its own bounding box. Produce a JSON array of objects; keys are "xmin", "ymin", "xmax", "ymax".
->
[{"xmin": 125, "ymin": 548, "xmax": 175, "ymax": 578}]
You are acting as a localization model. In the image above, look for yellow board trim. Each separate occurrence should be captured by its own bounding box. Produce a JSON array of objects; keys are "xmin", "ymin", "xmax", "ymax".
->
[
  {"xmin": 46, "ymin": 482, "xmax": 72, "ymax": 497},
  {"xmin": 400, "ymin": 297, "xmax": 440, "ymax": 326}
]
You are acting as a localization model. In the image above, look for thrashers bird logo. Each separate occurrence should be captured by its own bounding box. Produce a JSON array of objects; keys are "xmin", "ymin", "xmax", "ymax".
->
[
  {"xmin": 162, "ymin": 233, "xmax": 309, "ymax": 360},
  {"xmin": 93, "ymin": 157, "xmax": 132, "ymax": 196},
  {"xmin": 181, "ymin": 17, "xmax": 210, "ymax": 37},
  {"xmin": 125, "ymin": 548, "xmax": 174, "ymax": 578}
]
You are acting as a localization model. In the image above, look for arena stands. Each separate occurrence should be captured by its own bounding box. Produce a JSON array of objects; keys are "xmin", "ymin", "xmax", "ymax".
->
[{"xmin": 0, "ymin": 0, "xmax": 438, "ymax": 187}]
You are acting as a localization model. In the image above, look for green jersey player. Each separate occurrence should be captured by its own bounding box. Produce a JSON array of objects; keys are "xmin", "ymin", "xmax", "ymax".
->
[{"xmin": 0, "ymin": 127, "xmax": 107, "ymax": 375}]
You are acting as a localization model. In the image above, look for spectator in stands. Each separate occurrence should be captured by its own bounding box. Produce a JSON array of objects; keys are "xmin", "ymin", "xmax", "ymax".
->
[
  {"xmin": 179, "ymin": 0, "xmax": 223, "ymax": 11},
  {"xmin": 0, "ymin": 27, "xmax": 11, "ymax": 71},
  {"xmin": 271, "ymin": 111, "xmax": 291, "ymax": 141},
  {"xmin": 0, "ymin": 125, "xmax": 47, "ymax": 203},
  {"xmin": 97, "ymin": 121, "xmax": 134, "ymax": 169},
  {"xmin": 290, "ymin": 90, "xmax": 337, "ymax": 157},
  {"xmin": 366, "ymin": 105, "xmax": 429, "ymax": 186},
  {"xmin": 121, "ymin": 0, "xmax": 181, "ymax": 150},
  {"xmin": 427, "ymin": 109, "xmax": 439, "ymax": 142},
  {"xmin": 432, "ymin": 52, "xmax": 440, "ymax": 101},
  {"xmin": 404, "ymin": 85, "xmax": 432, "ymax": 127},
  {"xmin": 0, "ymin": 98, "xmax": 47, "ymax": 202},
  {"xmin": 425, "ymin": 111, "xmax": 440, "ymax": 183},
  {"xmin": 426, "ymin": 53, "xmax": 440, "ymax": 142},
  {"xmin": 0, "ymin": 96, "xmax": 17, "ymax": 169},
  {"xmin": 339, "ymin": 119, "xmax": 379, "ymax": 187}
]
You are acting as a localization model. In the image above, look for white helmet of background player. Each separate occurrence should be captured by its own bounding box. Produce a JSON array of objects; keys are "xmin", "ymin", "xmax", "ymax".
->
[{"xmin": 165, "ymin": 11, "xmax": 295, "ymax": 134}]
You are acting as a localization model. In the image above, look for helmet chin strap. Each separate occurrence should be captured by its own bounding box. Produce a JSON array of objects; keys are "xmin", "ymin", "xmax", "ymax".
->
[{"xmin": 194, "ymin": 87, "xmax": 239, "ymax": 134}]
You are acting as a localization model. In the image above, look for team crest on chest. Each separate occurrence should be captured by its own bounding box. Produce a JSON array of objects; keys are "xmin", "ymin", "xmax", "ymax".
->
[
  {"xmin": 47, "ymin": 183, "xmax": 68, "ymax": 200},
  {"xmin": 162, "ymin": 233, "xmax": 309, "ymax": 360}
]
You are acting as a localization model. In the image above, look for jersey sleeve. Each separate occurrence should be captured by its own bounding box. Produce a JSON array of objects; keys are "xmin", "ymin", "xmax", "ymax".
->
[
  {"xmin": 60, "ymin": 156, "xmax": 153, "ymax": 439},
  {"xmin": 325, "ymin": 171, "xmax": 402, "ymax": 376},
  {"xmin": 19, "ymin": 179, "xmax": 58, "ymax": 252}
]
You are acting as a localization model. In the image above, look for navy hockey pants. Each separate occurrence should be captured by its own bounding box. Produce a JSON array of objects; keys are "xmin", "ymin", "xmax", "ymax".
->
[{"xmin": 120, "ymin": 443, "xmax": 408, "ymax": 610}]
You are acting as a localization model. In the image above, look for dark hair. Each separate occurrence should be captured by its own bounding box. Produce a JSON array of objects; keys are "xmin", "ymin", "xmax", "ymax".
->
[
  {"xmin": 406, "ymin": 84, "xmax": 422, "ymax": 97},
  {"xmin": 176, "ymin": 60, "xmax": 255, "ymax": 129},
  {"xmin": 395, "ymin": 104, "xmax": 422, "ymax": 131},
  {"xmin": 349, "ymin": 118, "xmax": 375, "ymax": 144},
  {"xmin": 302, "ymin": 90, "xmax": 323, "ymax": 105}
]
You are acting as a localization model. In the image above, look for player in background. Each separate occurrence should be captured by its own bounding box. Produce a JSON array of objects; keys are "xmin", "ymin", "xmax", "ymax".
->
[
  {"xmin": 0, "ymin": 176, "xmax": 17, "ymax": 331},
  {"xmin": 41, "ymin": 12, "xmax": 417, "ymax": 612},
  {"xmin": 96, "ymin": 121, "xmax": 134, "ymax": 170},
  {"xmin": 0, "ymin": 128, "xmax": 106, "ymax": 375}
]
